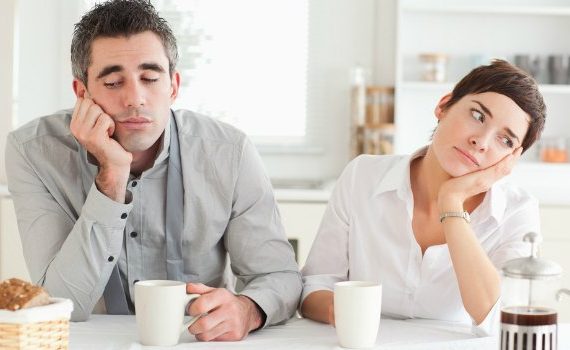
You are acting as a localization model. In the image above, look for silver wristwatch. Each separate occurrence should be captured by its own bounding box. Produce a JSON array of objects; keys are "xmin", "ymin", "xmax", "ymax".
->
[{"xmin": 439, "ymin": 211, "xmax": 471, "ymax": 223}]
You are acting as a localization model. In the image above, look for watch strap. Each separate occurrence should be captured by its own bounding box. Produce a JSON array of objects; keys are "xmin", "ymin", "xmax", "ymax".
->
[{"xmin": 439, "ymin": 211, "xmax": 471, "ymax": 223}]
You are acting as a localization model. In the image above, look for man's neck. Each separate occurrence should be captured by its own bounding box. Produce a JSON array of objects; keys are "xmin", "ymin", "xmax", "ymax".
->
[{"xmin": 130, "ymin": 139, "xmax": 162, "ymax": 177}]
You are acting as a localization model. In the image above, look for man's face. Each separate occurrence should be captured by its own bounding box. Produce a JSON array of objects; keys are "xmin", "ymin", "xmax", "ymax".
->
[
  {"xmin": 432, "ymin": 92, "xmax": 530, "ymax": 177},
  {"xmin": 75, "ymin": 31, "xmax": 179, "ymax": 153}
]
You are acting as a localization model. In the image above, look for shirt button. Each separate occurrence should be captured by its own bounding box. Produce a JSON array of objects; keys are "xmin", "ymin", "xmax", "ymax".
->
[
  {"xmin": 132, "ymin": 181, "xmax": 138, "ymax": 187},
  {"xmin": 107, "ymin": 256, "xmax": 114, "ymax": 262},
  {"xmin": 130, "ymin": 231, "xmax": 138, "ymax": 238},
  {"xmin": 121, "ymin": 213, "xmax": 128, "ymax": 219}
]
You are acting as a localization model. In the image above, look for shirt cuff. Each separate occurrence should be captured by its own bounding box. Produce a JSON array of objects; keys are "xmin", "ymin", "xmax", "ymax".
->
[
  {"xmin": 82, "ymin": 183, "xmax": 134, "ymax": 228},
  {"xmin": 471, "ymin": 297, "xmax": 501, "ymax": 337}
]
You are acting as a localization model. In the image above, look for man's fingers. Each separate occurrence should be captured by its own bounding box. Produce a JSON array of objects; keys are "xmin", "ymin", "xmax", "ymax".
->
[
  {"xmin": 187, "ymin": 288, "xmax": 228, "ymax": 316},
  {"xmin": 188, "ymin": 308, "xmax": 225, "ymax": 338},
  {"xmin": 186, "ymin": 282, "xmax": 216, "ymax": 295}
]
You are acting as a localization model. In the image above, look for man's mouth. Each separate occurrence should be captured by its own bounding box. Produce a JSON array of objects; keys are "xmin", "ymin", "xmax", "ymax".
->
[{"xmin": 118, "ymin": 117, "xmax": 152, "ymax": 130}]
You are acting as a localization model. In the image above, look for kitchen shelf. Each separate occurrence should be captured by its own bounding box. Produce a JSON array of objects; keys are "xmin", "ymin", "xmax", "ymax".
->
[
  {"xmin": 401, "ymin": 5, "xmax": 570, "ymax": 17},
  {"xmin": 400, "ymin": 81, "xmax": 570, "ymax": 94},
  {"xmin": 395, "ymin": 0, "xmax": 570, "ymax": 155}
]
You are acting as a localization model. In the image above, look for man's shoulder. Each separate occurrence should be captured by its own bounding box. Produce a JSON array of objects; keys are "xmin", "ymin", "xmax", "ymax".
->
[
  {"xmin": 9, "ymin": 110, "xmax": 73, "ymax": 146},
  {"xmin": 173, "ymin": 109, "xmax": 247, "ymax": 146}
]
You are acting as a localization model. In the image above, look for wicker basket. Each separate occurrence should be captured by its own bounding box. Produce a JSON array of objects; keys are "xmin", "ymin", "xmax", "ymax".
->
[{"xmin": 0, "ymin": 298, "xmax": 73, "ymax": 350}]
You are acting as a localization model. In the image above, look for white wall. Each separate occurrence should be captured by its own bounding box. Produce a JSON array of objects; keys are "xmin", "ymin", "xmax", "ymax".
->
[
  {"xmin": 6, "ymin": 0, "xmax": 397, "ymax": 183},
  {"xmin": 0, "ymin": 0, "xmax": 18, "ymax": 184},
  {"xmin": 16, "ymin": 0, "xmax": 79, "ymax": 126}
]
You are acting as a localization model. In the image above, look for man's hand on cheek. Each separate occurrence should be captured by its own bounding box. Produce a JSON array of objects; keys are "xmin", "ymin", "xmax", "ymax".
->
[
  {"xmin": 70, "ymin": 91, "xmax": 133, "ymax": 202},
  {"xmin": 71, "ymin": 92, "xmax": 132, "ymax": 168},
  {"xmin": 438, "ymin": 147, "xmax": 523, "ymax": 211}
]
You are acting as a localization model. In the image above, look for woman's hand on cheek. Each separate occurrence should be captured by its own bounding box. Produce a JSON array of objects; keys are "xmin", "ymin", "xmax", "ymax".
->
[{"xmin": 438, "ymin": 147, "xmax": 523, "ymax": 211}]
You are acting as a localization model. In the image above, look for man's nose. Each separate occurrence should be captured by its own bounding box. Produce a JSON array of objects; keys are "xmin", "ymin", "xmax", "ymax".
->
[{"xmin": 122, "ymin": 80, "xmax": 146, "ymax": 108}]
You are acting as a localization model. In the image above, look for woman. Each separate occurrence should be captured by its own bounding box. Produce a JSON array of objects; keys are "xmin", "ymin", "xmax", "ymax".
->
[{"xmin": 300, "ymin": 60, "xmax": 546, "ymax": 336}]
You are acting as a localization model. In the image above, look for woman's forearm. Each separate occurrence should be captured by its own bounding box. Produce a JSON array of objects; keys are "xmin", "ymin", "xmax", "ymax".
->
[
  {"xmin": 442, "ymin": 216, "xmax": 500, "ymax": 324},
  {"xmin": 300, "ymin": 290, "xmax": 334, "ymax": 324}
]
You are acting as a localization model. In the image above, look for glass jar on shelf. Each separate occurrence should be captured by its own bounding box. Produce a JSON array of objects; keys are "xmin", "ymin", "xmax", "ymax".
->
[
  {"xmin": 419, "ymin": 53, "xmax": 448, "ymax": 82},
  {"xmin": 363, "ymin": 123, "xmax": 395, "ymax": 155},
  {"xmin": 540, "ymin": 137, "xmax": 568, "ymax": 163},
  {"xmin": 365, "ymin": 86, "xmax": 394, "ymax": 127}
]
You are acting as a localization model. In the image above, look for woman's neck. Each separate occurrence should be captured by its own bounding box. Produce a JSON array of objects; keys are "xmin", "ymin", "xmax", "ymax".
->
[{"xmin": 410, "ymin": 146, "xmax": 452, "ymax": 213}]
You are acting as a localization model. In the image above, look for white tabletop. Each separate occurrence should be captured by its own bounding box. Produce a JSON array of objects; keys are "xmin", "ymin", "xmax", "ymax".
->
[{"xmin": 67, "ymin": 315, "xmax": 570, "ymax": 349}]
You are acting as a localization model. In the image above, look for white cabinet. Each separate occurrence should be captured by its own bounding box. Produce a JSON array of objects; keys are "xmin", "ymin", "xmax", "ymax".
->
[
  {"xmin": 277, "ymin": 201, "xmax": 327, "ymax": 268},
  {"xmin": 394, "ymin": 0, "xmax": 570, "ymax": 157},
  {"xmin": 539, "ymin": 206, "xmax": 570, "ymax": 322},
  {"xmin": 0, "ymin": 197, "xmax": 30, "ymax": 281}
]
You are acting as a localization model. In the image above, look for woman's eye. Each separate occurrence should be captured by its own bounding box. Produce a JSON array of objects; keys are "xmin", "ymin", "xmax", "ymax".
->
[
  {"xmin": 501, "ymin": 136, "xmax": 514, "ymax": 148},
  {"xmin": 471, "ymin": 109, "xmax": 485, "ymax": 123}
]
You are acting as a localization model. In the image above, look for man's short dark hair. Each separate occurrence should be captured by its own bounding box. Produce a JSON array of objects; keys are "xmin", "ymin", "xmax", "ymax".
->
[
  {"xmin": 441, "ymin": 59, "xmax": 546, "ymax": 153},
  {"xmin": 71, "ymin": 0, "xmax": 178, "ymax": 84}
]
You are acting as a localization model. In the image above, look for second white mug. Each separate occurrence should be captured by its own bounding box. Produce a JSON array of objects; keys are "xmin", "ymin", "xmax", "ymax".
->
[
  {"xmin": 334, "ymin": 281, "xmax": 382, "ymax": 349},
  {"xmin": 134, "ymin": 280, "xmax": 201, "ymax": 346}
]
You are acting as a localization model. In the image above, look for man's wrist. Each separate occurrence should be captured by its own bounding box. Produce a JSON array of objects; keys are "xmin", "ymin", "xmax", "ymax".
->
[
  {"xmin": 95, "ymin": 166, "xmax": 130, "ymax": 203},
  {"xmin": 238, "ymin": 295, "xmax": 266, "ymax": 332}
]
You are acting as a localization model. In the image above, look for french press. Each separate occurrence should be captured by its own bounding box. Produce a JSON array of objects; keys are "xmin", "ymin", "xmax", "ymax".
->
[{"xmin": 500, "ymin": 232, "xmax": 570, "ymax": 350}]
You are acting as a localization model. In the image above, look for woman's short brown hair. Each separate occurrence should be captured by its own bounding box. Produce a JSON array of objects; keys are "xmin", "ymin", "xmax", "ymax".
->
[{"xmin": 441, "ymin": 59, "xmax": 546, "ymax": 153}]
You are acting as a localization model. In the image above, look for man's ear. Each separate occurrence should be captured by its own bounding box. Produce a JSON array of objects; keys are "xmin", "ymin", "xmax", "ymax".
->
[
  {"xmin": 73, "ymin": 79, "xmax": 88, "ymax": 98},
  {"xmin": 434, "ymin": 93, "xmax": 452, "ymax": 121},
  {"xmin": 169, "ymin": 71, "xmax": 181, "ymax": 104}
]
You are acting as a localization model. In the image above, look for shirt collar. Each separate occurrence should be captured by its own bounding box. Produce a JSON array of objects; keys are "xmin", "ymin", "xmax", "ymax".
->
[
  {"xmin": 373, "ymin": 146, "xmax": 428, "ymax": 199},
  {"xmin": 372, "ymin": 145, "xmax": 508, "ymax": 224}
]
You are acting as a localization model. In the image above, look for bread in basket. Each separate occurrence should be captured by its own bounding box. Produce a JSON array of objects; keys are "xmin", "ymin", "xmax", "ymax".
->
[{"xmin": 0, "ymin": 278, "xmax": 73, "ymax": 350}]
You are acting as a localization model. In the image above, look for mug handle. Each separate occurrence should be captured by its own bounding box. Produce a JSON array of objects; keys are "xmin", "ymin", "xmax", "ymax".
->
[
  {"xmin": 180, "ymin": 293, "xmax": 202, "ymax": 334},
  {"xmin": 557, "ymin": 288, "xmax": 570, "ymax": 302}
]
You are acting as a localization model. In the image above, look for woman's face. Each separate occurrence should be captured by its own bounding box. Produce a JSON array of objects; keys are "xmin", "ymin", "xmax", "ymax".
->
[{"xmin": 432, "ymin": 92, "xmax": 530, "ymax": 177}]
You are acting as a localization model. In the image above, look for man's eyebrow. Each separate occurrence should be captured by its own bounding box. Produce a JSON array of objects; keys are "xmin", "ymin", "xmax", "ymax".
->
[
  {"xmin": 139, "ymin": 62, "xmax": 166, "ymax": 73},
  {"xmin": 96, "ymin": 65, "xmax": 123, "ymax": 79},
  {"xmin": 95, "ymin": 63, "xmax": 166, "ymax": 80},
  {"xmin": 473, "ymin": 100, "xmax": 493, "ymax": 119}
]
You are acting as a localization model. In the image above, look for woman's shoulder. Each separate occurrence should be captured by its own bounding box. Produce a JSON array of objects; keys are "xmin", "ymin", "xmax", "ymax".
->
[
  {"xmin": 336, "ymin": 154, "xmax": 410, "ymax": 193},
  {"xmin": 348, "ymin": 154, "xmax": 408, "ymax": 175}
]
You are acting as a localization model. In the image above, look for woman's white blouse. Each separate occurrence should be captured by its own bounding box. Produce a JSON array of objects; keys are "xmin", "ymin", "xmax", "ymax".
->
[{"xmin": 301, "ymin": 150, "xmax": 540, "ymax": 336}]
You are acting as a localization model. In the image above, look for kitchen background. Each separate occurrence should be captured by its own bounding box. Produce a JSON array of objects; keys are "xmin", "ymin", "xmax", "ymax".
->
[{"xmin": 1, "ymin": 0, "xmax": 570, "ymax": 319}]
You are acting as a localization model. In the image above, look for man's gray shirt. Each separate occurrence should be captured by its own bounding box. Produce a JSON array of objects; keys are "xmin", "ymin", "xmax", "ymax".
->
[{"xmin": 5, "ymin": 109, "xmax": 302, "ymax": 325}]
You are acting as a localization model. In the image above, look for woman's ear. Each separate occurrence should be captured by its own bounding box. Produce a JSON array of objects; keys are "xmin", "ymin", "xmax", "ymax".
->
[{"xmin": 434, "ymin": 93, "xmax": 452, "ymax": 121}]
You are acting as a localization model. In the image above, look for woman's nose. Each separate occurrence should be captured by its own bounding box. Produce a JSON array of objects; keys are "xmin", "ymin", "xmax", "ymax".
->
[{"xmin": 469, "ymin": 135, "xmax": 488, "ymax": 152}]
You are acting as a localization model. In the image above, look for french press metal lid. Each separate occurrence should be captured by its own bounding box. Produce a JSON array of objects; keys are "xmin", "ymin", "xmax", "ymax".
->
[{"xmin": 502, "ymin": 232, "xmax": 562, "ymax": 280}]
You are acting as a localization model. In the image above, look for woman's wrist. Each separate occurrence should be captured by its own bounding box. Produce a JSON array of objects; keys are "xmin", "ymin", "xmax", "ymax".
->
[{"xmin": 437, "ymin": 192, "xmax": 465, "ymax": 213}]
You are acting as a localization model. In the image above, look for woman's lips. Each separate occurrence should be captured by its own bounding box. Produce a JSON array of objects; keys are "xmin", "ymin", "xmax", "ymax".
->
[{"xmin": 454, "ymin": 147, "xmax": 480, "ymax": 167}]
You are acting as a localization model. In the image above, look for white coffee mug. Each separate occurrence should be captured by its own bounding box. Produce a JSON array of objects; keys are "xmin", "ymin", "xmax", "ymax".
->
[
  {"xmin": 134, "ymin": 280, "xmax": 201, "ymax": 346},
  {"xmin": 334, "ymin": 281, "xmax": 382, "ymax": 349}
]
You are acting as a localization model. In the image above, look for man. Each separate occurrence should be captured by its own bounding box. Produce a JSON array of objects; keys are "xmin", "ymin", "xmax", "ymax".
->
[{"xmin": 5, "ymin": 0, "xmax": 301, "ymax": 341}]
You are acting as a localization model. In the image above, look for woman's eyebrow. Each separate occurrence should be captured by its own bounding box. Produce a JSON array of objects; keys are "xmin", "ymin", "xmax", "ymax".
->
[{"xmin": 472, "ymin": 100, "xmax": 493, "ymax": 119}]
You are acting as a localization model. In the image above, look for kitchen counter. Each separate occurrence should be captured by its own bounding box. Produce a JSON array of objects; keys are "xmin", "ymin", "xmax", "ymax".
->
[{"xmin": 273, "ymin": 162, "xmax": 570, "ymax": 205}]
